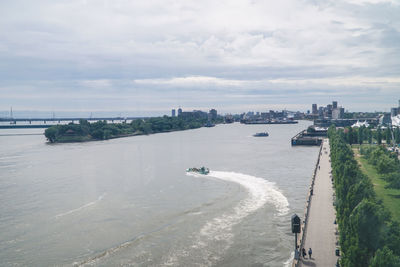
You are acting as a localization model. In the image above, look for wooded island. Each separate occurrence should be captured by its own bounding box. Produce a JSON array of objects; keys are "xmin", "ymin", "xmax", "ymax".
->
[{"xmin": 44, "ymin": 116, "xmax": 221, "ymax": 143}]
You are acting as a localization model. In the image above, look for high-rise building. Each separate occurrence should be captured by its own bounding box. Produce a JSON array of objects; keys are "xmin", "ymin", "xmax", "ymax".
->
[
  {"xmin": 332, "ymin": 107, "xmax": 344, "ymax": 119},
  {"xmin": 318, "ymin": 107, "xmax": 324, "ymax": 118},
  {"xmin": 312, "ymin": 104, "xmax": 317, "ymax": 114},
  {"xmin": 171, "ymin": 109, "xmax": 176, "ymax": 117},
  {"xmin": 332, "ymin": 101, "xmax": 338, "ymax": 109},
  {"xmin": 178, "ymin": 108, "xmax": 182, "ymax": 117}
]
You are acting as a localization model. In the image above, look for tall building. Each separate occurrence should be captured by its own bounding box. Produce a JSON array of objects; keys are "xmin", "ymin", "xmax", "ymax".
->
[
  {"xmin": 312, "ymin": 104, "xmax": 317, "ymax": 114},
  {"xmin": 332, "ymin": 101, "xmax": 338, "ymax": 109},
  {"xmin": 318, "ymin": 107, "xmax": 324, "ymax": 118},
  {"xmin": 171, "ymin": 109, "xmax": 176, "ymax": 117},
  {"xmin": 332, "ymin": 107, "xmax": 344, "ymax": 119},
  {"xmin": 178, "ymin": 108, "xmax": 182, "ymax": 117}
]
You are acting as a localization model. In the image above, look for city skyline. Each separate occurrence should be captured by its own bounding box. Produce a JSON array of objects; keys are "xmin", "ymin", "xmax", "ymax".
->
[{"xmin": 1, "ymin": 0, "xmax": 399, "ymax": 116}]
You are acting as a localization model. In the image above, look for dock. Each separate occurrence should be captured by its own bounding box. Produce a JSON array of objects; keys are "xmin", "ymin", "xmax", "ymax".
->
[
  {"xmin": 291, "ymin": 129, "xmax": 327, "ymax": 146},
  {"xmin": 293, "ymin": 139, "xmax": 339, "ymax": 266}
]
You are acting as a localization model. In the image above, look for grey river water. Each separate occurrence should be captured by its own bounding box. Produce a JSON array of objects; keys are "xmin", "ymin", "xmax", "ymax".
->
[{"xmin": 0, "ymin": 121, "xmax": 318, "ymax": 266}]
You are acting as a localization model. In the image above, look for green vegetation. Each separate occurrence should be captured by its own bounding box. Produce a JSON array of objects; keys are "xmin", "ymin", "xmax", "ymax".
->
[
  {"xmin": 45, "ymin": 116, "xmax": 214, "ymax": 143},
  {"xmin": 355, "ymin": 152, "xmax": 400, "ymax": 222},
  {"xmin": 328, "ymin": 126, "xmax": 400, "ymax": 267},
  {"xmin": 341, "ymin": 125, "xmax": 400, "ymax": 146}
]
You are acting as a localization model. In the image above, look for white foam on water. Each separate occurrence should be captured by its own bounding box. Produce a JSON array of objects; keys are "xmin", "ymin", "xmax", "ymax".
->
[
  {"xmin": 164, "ymin": 170, "xmax": 289, "ymax": 266},
  {"xmin": 283, "ymin": 251, "xmax": 294, "ymax": 267},
  {"xmin": 54, "ymin": 193, "xmax": 106, "ymax": 219}
]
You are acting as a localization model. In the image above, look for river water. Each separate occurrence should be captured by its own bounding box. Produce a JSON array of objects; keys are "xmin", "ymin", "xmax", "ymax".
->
[{"xmin": 0, "ymin": 121, "xmax": 318, "ymax": 266}]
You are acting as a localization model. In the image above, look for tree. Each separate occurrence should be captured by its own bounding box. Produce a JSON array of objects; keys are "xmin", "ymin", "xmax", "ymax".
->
[
  {"xmin": 377, "ymin": 127, "xmax": 382, "ymax": 145},
  {"xmin": 358, "ymin": 127, "xmax": 364, "ymax": 145},
  {"xmin": 44, "ymin": 127, "xmax": 58, "ymax": 142},
  {"xmin": 385, "ymin": 128, "xmax": 392, "ymax": 145},
  {"xmin": 395, "ymin": 127, "xmax": 400, "ymax": 144},
  {"xmin": 369, "ymin": 246, "xmax": 400, "ymax": 267}
]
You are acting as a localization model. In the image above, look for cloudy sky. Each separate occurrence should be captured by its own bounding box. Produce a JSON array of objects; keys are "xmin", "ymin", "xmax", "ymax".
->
[{"xmin": 1, "ymin": 0, "xmax": 399, "ymax": 117}]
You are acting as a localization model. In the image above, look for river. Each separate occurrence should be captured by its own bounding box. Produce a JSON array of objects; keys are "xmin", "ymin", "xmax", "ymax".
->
[{"xmin": 0, "ymin": 121, "xmax": 318, "ymax": 266}]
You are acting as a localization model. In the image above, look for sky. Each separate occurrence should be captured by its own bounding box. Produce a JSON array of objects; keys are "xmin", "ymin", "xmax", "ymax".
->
[{"xmin": 0, "ymin": 0, "xmax": 399, "ymax": 117}]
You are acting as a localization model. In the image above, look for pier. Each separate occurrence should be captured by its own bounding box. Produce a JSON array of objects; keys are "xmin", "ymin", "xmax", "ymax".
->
[
  {"xmin": 291, "ymin": 129, "xmax": 327, "ymax": 146},
  {"xmin": 293, "ymin": 139, "xmax": 339, "ymax": 266}
]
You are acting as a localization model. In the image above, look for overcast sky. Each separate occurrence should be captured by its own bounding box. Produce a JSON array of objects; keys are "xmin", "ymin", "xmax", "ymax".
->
[{"xmin": 1, "ymin": 0, "xmax": 399, "ymax": 117}]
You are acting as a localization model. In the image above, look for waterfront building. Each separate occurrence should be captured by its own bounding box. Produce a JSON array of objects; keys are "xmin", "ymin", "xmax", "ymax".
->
[
  {"xmin": 312, "ymin": 104, "xmax": 317, "ymax": 114},
  {"xmin": 171, "ymin": 109, "xmax": 176, "ymax": 117},
  {"xmin": 178, "ymin": 108, "xmax": 182, "ymax": 117}
]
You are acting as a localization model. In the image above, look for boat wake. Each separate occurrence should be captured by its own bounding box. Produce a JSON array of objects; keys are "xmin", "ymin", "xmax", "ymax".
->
[
  {"xmin": 164, "ymin": 170, "xmax": 289, "ymax": 266},
  {"xmin": 54, "ymin": 193, "xmax": 106, "ymax": 219},
  {"xmin": 74, "ymin": 171, "xmax": 289, "ymax": 266}
]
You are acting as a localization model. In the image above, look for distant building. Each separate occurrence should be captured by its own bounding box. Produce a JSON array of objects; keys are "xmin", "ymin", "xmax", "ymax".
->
[
  {"xmin": 318, "ymin": 107, "xmax": 324, "ymax": 118},
  {"xmin": 332, "ymin": 101, "xmax": 338, "ymax": 109},
  {"xmin": 312, "ymin": 104, "xmax": 318, "ymax": 114},
  {"xmin": 391, "ymin": 108, "xmax": 398, "ymax": 117},
  {"xmin": 209, "ymin": 109, "xmax": 218, "ymax": 120},
  {"xmin": 332, "ymin": 107, "xmax": 344, "ymax": 119},
  {"xmin": 178, "ymin": 108, "xmax": 182, "ymax": 117},
  {"xmin": 379, "ymin": 113, "xmax": 391, "ymax": 125},
  {"xmin": 171, "ymin": 109, "xmax": 176, "ymax": 117}
]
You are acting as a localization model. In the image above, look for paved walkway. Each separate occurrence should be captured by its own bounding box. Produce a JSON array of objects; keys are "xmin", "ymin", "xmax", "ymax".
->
[{"xmin": 301, "ymin": 139, "xmax": 338, "ymax": 267}]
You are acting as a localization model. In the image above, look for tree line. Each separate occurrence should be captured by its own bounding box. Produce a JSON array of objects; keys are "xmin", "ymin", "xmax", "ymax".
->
[
  {"xmin": 45, "ymin": 116, "xmax": 213, "ymax": 143},
  {"xmin": 328, "ymin": 126, "xmax": 400, "ymax": 267},
  {"xmin": 342, "ymin": 126, "xmax": 400, "ymax": 146}
]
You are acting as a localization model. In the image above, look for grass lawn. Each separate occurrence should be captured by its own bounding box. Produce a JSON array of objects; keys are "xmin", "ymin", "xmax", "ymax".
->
[{"xmin": 353, "ymin": 148, "xmax": 400, "ymax": 222}]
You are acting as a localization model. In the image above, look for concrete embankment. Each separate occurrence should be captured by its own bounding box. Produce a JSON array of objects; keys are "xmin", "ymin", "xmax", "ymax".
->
[{"xmin": 292, "ymin": 139, "xmax": 339, "ymax": 267}]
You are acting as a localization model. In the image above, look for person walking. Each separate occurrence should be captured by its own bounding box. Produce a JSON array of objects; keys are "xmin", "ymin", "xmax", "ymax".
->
[
  {"xmin": 308, "ymin": 247, "xmax": 312, "ymax": 259},
  {"xmin": 302, "ymin": 248, "xmax": 307, "ymax": 259}
]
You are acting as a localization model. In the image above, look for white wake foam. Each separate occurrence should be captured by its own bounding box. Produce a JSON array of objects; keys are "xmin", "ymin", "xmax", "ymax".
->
[
  {"xmin": 55, "ymin": 193, "xmax": 106, "ymax": 219},
  {"xmin": 283, "ymin": 251, "xmax": 294, "ymax": 267},
  {"xmin": 165, "ymin": 171, "xmax": 289, "ymax": 266}
]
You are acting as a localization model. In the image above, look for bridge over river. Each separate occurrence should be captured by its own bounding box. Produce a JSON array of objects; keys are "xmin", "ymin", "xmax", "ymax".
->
[{"xmin": 0, "ymin": 117, "xmax": 144, "ymax": 129}]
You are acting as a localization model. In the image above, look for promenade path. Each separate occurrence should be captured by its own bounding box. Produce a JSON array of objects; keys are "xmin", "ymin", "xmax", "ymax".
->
[{"xmin": 300, "ymin": 139, "xmax": 338, "ymax": 267}]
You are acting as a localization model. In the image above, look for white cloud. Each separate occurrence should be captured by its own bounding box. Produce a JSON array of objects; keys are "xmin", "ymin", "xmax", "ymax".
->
[{"xmin": 0, "ymin": 0, "xmax": 399, "ymax": 114}]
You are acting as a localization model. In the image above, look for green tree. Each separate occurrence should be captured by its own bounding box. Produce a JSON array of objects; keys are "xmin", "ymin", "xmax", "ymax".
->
[
  {"xmin": 358, "ymin": 127, "xmax": 364, "ymax": 145},
  {"xmin": 369, "ymin": 246, "xmax": 400, "ymax": 267},
  {"xmin": 377, "ymin": 127, "xmax": 382, "ymax": 145},
  {"xmin": 395, "ymin": 127, "xmax": 400, "ymax": 144},
  {"xmin": 44, "ymin": 126, "xmax": 58, "ymax": 142},
  {"xmin": 385, "ymin": 128, "xmax": 392, "ymax": 145}
]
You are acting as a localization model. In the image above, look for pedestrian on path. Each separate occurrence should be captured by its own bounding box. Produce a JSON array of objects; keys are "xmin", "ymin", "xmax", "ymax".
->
[
  {"xmin": 302, "ymin": 248, "xmax": 307, "ymax": 259},
  {"xmin": 308, "ymin": 247, "xmax": 312, "ymax": 259}
]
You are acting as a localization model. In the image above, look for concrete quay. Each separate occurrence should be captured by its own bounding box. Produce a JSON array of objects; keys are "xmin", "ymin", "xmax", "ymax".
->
[{"xmin": 293, "ymin": 139, "xmax": 339, "ymax": 267}]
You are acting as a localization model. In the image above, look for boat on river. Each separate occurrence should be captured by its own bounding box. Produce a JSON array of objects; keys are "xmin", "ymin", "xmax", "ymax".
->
[
  {"xmin": 186, "ymin": 166, "xmax": 210, "ymax": 175},
  {"xmin": 253, "ymin": 132, "xmax": 269, "ymax": 137}
]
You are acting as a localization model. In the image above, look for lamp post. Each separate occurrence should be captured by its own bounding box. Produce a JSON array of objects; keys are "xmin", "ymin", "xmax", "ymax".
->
[{"xmin": 291, "ymin": 214, "xmax": 301, "ymax": 260}]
